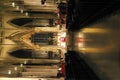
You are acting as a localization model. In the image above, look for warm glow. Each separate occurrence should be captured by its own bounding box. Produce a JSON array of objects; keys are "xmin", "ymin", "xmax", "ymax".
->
[
  {"xmin": 8, "ymin": 70, "xmax": 11, "ymax": 75},
  {"xmin": 16, "ymin": 6, "xmax": 19, "ymax": 10},
  {"xmin": 20, "ymin": 9, "xmax": 24, "ymax": 13},
  {"xmin": 12, "ymin": 2, "xmax": 15, "ymax": 7},
  {"xmin": 81, "ymin": 28, "xmax": 108, "ymax": 33},
  {"xmin": 75, "ymin": 33, "xmax": 85, "ymax": 48},
  {"xmin": 25, "ymin": 12, "xmax": 29, "ymax": 16},
  {"xmin": 57, "ymin": 32, "xmax": 66, "ymax": 48}
]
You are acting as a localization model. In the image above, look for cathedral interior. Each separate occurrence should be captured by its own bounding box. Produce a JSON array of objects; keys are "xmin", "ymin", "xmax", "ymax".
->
[
  {"xmin": 0, "ymin": 0, "xmax": 66, "ymax": 80},
  {"xmin": 0, "ymin": 0, "xmax": 120, "ymax": 80}
]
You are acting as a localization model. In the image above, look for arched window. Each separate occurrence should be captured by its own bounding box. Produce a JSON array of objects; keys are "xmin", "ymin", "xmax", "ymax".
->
[{"xmin": 30, "ymin": 33, "xmax": 57, "ymax": 45}]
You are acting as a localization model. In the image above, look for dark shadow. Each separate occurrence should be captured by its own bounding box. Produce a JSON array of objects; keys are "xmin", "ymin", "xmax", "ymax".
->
[
  {"xmin": 67, "ymin": 0, "xmax": 120, "ymax": 31},
  {"xmin": 65, "ymin": 51, "xmax": 100, "ymax": 80}
]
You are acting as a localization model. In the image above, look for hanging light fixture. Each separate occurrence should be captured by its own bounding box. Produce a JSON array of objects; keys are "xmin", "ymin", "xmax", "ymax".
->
[
  {"xmin": 14, "ymin": 66, "xmax": 18, "ymax": 71},
  {"xmin": 25, "ymin": 12, "xmax": 29, "ymax": 16},
  {"xmin": 24, "ymin": 61, "xmax": 27, "ymax": 64},
  {"xmin": 16, "ymin": 6, "xmax": 19, "ymax": 10},
  {"xmin": 20, "ymin": 9, "xmax": 24, "ymax": 13},
  {"xmin": 20, "ymin": 64, "xmax": 23, "ymax": 67},
  {"xmin": 12, "ymin": 2, "xmax": 15, "ymax": 7},
  {"xmin": 8, "ymin": 70, "xmax": 12, "ymax": 75}
]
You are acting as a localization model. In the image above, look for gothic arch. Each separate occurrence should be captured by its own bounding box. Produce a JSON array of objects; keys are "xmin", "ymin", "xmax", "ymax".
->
[{"xmin": 7, "ymin": 17, "xmax": 33, "ymax": 29}]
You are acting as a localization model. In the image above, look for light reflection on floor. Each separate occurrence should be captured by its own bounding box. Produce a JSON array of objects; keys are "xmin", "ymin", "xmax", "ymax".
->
[{"xmin": 73, "ymin": 26, "xmax": 120, "ymax": 80}]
